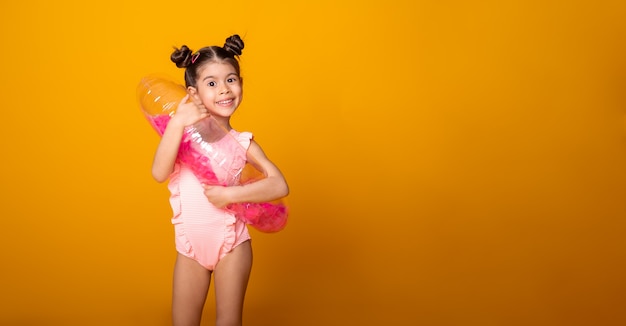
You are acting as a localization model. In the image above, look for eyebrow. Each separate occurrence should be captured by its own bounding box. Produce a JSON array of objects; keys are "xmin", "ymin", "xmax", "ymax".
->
[{"xmin": 202, "ymin": 73, "xmax": 238, "ymax": 82}]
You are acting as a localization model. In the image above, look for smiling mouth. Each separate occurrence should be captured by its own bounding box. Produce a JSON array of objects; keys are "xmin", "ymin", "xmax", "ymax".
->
[{"xmin": 216, "ymin": 99, "xmax": 233, "ymax": 105}]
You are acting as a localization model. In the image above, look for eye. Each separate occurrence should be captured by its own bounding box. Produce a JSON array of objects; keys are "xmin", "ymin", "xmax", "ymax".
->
[
  {"xmin": 227, "ymin": 77, "xmax": 237, "ymax": 83},
  {"xmin": 207, "ymin": 81, "xmax": 216, "ymax": 87}
]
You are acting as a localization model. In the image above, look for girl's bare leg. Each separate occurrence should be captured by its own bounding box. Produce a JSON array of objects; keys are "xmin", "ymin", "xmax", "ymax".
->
[
  {"xmin": 172, "ymin": 253, "xmax": 212, "ymax": 326},
  {"xmin": 213, "ymin": 241, "xmax": 253, "ymax": 326}
]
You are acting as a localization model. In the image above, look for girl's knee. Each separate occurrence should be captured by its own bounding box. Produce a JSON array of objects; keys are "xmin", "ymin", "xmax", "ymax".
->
[{"xmin": 215, "ymin": 315, "xmax": 242, "ymax": 326}]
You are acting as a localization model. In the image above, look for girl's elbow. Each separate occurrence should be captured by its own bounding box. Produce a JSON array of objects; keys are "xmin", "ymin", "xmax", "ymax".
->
[
  {"xmin": 152, "ymin": 169, "xmax": 169, "ymax": 183},
  {"xmin": 279, "ymin": 181, "xmax": 290, "ymax": 198},
  {"xmin": 152, "ymin": 174, "xmax": 167, "ymax": 183}
]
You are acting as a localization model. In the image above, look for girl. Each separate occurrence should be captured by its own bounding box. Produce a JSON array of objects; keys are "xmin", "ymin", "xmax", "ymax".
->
[{"xmin": 151, "ymin": 35, "xmax": 289, "ymax": 326}]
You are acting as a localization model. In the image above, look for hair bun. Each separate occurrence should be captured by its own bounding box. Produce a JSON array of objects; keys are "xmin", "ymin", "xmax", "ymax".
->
[
  {"xmin": 171, "ymin": 45, "xmax": 194, "ymax": 68},
  {"xmin": 223, "ymin": 35, "xmax": 244, "ymax": 56}
]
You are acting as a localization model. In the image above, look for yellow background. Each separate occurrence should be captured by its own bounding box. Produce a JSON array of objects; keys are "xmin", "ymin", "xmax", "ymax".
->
[{"xmin": 1, "ymin": 0, "xmax": 625, "ymax": 325}]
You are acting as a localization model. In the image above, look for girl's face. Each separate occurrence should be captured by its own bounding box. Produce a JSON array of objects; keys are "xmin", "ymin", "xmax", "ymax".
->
[{"xmin": 189, "ymin": 61, "xmax": 243, "ymax": 121}]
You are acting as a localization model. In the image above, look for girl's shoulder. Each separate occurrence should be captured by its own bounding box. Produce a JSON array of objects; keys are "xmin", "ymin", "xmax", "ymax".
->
[{"xmin": 229, "ymin": 129, "xmax": 253, "ymax": 149}]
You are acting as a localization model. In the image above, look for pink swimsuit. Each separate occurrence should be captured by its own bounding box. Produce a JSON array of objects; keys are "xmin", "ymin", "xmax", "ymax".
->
[{"xmin": 167, "ymin": 130, "xmax": 252, "ymax": 271}]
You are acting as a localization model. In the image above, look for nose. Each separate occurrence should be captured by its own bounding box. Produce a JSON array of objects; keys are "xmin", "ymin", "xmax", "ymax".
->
[{"xmin": 219, "ymin": 84, "xmax": 231, "ymax": 95}]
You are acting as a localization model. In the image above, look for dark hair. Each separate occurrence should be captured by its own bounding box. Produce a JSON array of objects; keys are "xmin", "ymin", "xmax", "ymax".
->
[{"xmin": 170, "ymin": 35, "xmax": 244, "ymax": 87}]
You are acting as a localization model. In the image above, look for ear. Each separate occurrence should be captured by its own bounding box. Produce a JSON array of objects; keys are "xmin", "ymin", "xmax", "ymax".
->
[{"xmin": 187, "ymin": 86, "xmax": 202, "ymax": 105}]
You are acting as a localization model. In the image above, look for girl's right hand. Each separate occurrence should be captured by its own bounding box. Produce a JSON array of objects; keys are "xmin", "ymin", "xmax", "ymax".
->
[{"xmin": 170, "ymin": 94, "xmax": 209, "ymax": 127}]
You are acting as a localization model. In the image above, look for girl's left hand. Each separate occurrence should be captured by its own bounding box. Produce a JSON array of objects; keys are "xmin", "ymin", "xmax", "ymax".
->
[{"xmin": 202, "ymin": 184, "xmax": 232, "ymax": 208}]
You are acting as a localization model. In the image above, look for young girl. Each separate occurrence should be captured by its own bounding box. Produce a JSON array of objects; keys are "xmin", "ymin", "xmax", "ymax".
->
[{"xmin": 151, "ymin": 35, "xmax": 289, "ymax": 326}]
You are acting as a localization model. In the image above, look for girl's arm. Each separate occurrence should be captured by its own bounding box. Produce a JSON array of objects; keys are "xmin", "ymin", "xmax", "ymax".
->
[
  {"xmin": 203, "ymin": 140, "xmax": 289, "ymax": 207},
  {"xmin": 151, "ymin": 95, "xmax": 208, "ymax": 182},
  {"xmin": 151, "ymin": 119, "xmax": 185, "ymax": 182}
]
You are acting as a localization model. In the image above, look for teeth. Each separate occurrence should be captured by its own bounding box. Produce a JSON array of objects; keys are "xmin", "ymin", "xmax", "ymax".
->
[{"xmin": 217, "ymin": 99, "xmax": 232, "ymax": 105}]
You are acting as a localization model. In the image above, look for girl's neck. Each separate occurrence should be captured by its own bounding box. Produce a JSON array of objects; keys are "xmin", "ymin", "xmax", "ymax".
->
[{"xmin": 212, "ymin": 116, "xmax": 232, "ymax": 131}]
